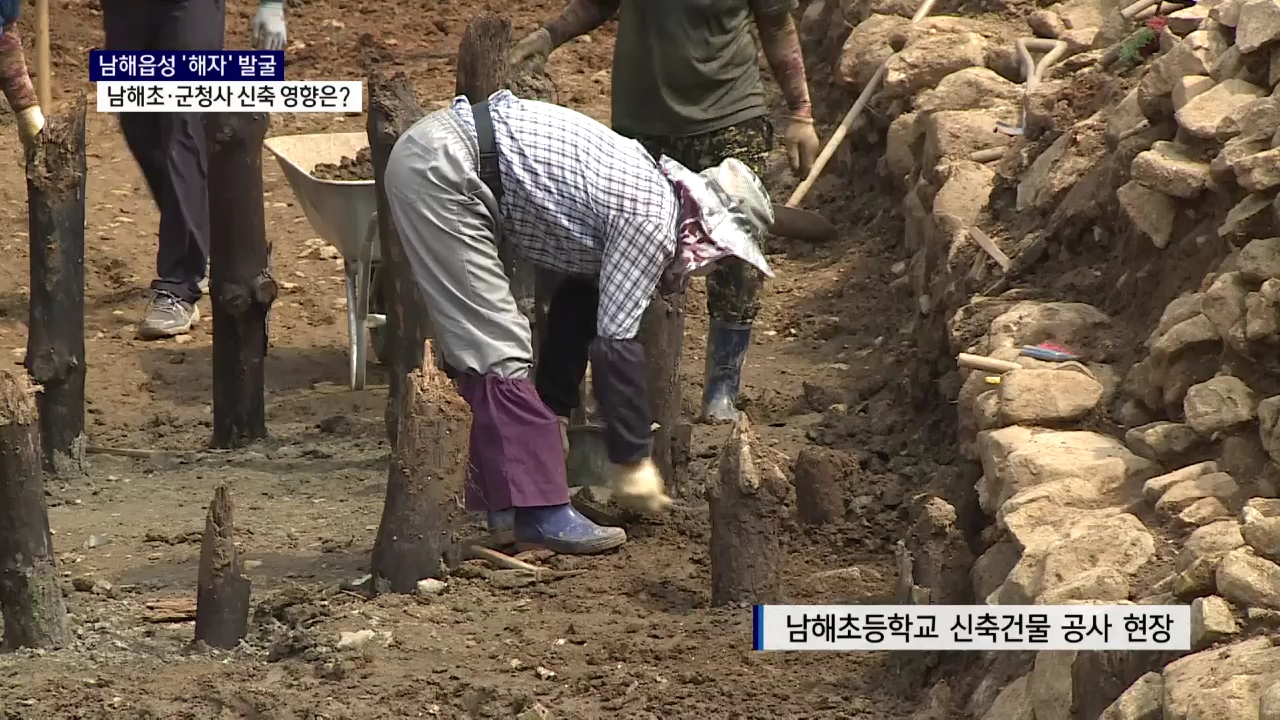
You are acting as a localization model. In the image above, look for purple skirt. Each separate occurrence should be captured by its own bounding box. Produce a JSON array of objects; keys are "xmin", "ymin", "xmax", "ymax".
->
[{"xmin": 455, "ymin": 373, "xmax": 571, "ymax": 512}]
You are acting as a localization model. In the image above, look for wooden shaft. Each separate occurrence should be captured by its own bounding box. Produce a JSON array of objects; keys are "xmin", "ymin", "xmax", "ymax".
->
[
  {"xmin": 785, "ymin": 0, "xmax": 938, "ymax": 208},
  {"xmin": 957, "ymin": 353, "xmax": 1022, "ymax": 374},
  {"xmin": 35, "ymin": 0, "xmax": 50, "ymax": 111}
]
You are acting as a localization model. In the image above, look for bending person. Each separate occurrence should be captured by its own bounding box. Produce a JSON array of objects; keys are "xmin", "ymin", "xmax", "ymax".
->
[
  {"xmin": 513, "ymin": 0, "xmax": 818, "ymax": 424},
  {"xmin": 384, "ymin": 90, "xmax": 774, "ymax": 554}
]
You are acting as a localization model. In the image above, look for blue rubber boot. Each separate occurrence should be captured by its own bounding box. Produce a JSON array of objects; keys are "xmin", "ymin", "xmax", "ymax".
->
[
  {"xmin": 513, "ymin": 504, "xmax": 627, "ymax": 554},
  {"xmin": 700, "ymin": 319, "xmax": 752, "ymax": 424},
  {"xmin": 487, "ymin": 509, "xmax": 515, "ymax": 547}
]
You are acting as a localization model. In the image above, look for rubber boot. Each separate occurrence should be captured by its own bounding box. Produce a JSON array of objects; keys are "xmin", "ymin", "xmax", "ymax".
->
[
  {"xmin": 700, "ymin": 319, "xmax": 752, "ymax": 424},
  {"xmin": 487, "ymin": 509, "xmax": 515, "ymax": 548},
  {"xmin": 513, "ymin": 504, "xmax": 627, "ymax": 554}
]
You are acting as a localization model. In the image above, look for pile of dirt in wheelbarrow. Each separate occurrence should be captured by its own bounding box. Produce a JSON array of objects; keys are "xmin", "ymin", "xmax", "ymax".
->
[{"xmin": 313, "ymin": 146, "xmax": 374, "ymax": 181}]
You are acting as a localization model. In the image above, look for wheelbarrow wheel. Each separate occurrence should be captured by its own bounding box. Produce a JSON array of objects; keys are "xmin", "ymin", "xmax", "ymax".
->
[{"xmin": 369, "ymin": 263, "xmax": 389, "ymax": 366}]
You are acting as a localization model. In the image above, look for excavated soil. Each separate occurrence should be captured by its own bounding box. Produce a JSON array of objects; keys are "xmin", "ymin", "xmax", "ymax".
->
[
  {"xmin": 0, "ymin": 1, "xmax": 958, "ymax": 717},
  {"xmin": 313, "ymin": 146, "xmax": 374, "ymax": 181}
]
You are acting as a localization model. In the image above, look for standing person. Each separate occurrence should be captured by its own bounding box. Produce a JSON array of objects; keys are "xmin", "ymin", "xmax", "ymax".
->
[
  {"xmin": 100, "ymin": 0, "xmax": 287, "ymax": 340},
  {"xmin": 511, "ymin": 0, "xmax": 819, "ymax": 424},
  {"xmin": 0, "ymin": 0, "xmax": 44, "ymax": 147},
  {"xmin": 383, "ymin": 90, "xmax": 775, "ymax": 553}
]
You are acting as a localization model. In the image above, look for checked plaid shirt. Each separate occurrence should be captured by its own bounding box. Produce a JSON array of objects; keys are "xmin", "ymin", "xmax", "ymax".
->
[{"xmin": 450, "ymin": 91, "xmax": 680, "ymax": 341}]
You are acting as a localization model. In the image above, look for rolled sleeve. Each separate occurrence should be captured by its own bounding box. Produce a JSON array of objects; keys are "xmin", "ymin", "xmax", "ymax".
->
[{"xmin": 595, "ymin": 214, "xmax": 672, "ymax": 341}]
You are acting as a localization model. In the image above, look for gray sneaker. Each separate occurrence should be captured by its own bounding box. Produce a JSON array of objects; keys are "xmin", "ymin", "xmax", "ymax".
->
[{"xmin": 137, "ymin": 292, "xmax": 200, "ymax": 340}]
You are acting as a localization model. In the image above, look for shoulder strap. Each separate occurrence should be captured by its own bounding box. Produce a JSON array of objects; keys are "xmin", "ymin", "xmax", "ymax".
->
[{"xmin": 471, "ymin": 100, "xmax": 504, "ymax": 203}]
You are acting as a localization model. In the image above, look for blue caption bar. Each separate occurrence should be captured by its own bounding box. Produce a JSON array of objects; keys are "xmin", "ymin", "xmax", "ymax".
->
[{"xmin": 89, "ymin": 50, "xmax": 284, "ymax": 82}]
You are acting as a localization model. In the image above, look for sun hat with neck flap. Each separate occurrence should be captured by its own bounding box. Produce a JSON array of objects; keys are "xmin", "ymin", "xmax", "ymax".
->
[{"xmin": 658, "ymin": 155, "xmax": 776, "ymax": 287}]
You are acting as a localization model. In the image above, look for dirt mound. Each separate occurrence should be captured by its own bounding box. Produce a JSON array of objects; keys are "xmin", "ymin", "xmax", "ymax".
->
[{"xmin": 313, "ymin": 146, "xmax": 374, "ymax": 181}]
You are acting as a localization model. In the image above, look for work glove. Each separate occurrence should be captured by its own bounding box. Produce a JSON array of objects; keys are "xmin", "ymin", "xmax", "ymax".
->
[
  {"xmin": 783, "ymin": 116, "xmax": 820, "ymax": 177},
  {"xmin": 606, "ymin": 457, "xmax": 673, "ymax": 514},
  {"xmin": 252, "ymin": 1, "xmax": 287, "ymax": 52},
  {"xmin": 510, "ymin": 27, "xmax": 553, "ymax": 68},
  {"xmin": 557, "ymin": 416, "xmax": 569, "ymax": 457},
  {"xmin": 15, "ymin": 105, "xmax": 42, "ymax": 147}
]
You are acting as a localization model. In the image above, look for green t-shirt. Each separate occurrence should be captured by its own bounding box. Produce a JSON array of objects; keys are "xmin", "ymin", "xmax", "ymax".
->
[{"xmin": 610, "ymin": 0, "xmax": 797, "ymax": 138}]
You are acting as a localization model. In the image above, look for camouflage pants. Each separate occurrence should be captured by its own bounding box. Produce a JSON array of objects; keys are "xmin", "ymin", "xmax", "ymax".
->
[{"xmin": 624, "ymin": 117, "xmax": 774, "ymax": 324}]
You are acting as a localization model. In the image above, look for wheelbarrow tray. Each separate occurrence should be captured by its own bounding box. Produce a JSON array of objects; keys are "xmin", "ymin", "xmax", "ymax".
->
[
  {"xmin": 263, "ymin": 132, "xmax": 380, "ymax": 265},
  {"xmin": 263, "ymin": 131, "xmax": 386, "ymax": 390}
]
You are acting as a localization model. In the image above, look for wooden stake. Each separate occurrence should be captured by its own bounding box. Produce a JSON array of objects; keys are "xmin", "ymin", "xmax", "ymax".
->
[
  {"xmin": 707, "ymin": 413, "xmax": 790, "ymax": 606},
  {"xmin": 454, "ymin": 16, "xmax": 512, "ymax": 103},
  {"xmin": 793, "ymin": 446, "xmax": 846, "ymax": 526},
  {"xmin": 370, "ymin": 342, "xmax": 470, "ymax": 593},
  {"xmin": 0, "ymin": 369, "xmax": 70, "ymax": 649},
  {"xmin": 25, "ymin": 94, "xmax": 86, "ymax": 475},
  {"xmin": 454, "ymin": 16, "xmax": 551, "ymax": 349},
  {"xmin": 367, "ymin": 71, "xmax": 428, "ymax": 445},
  {"xmin": 194, "ymin": 484, "xmax": 250, "ymax": 648},
  {"xmin": 206, "ymin": 112, "xmax": 275, "ymax": 448},
  {"xmin": 641, "ymin": 290, "xmax": 690, "ymax": 497}
]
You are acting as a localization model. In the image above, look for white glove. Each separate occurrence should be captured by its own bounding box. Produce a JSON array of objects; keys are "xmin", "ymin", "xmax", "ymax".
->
[
  {"xmin": 510, "ymin": 27, "xmax": 553, "ymax": 67},
  {"xmin": 557, "ymin": 416, "xmax": 569, "ymax": 457},
  {"xmin": 252, "ymin": 1, "xmax": 287, "ymax": 51},
  {"xmin": 607, "ymin": 457, "xmax": 672, "ymax": 514},
  {"xmin": 15, "ymin": 106, "xmax": 42, "ymax": 146}
]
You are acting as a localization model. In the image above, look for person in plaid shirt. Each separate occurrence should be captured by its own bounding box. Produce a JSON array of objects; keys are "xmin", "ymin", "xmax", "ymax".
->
[
  {"xmin": 512, "ymin": 0, "xmax": 818, "ymax": 426},
  {"xmin": 384, "ymin": 90, "xmax": 773, "ymax": 555}
]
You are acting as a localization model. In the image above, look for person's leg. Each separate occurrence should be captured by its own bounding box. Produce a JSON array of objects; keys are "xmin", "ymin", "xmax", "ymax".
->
[
  {"xmin": 135, "ymin": 0, "xmax": 225, "ymax": 339},
  {"xmin": 385, "ymin": 109, "xmax": 625, "ymax": 555},
  {"xmin": 101, "ymin": 1, "xmax": 165, "ymax": 207},
  {"xmin": 684, "ymin": 119, "xmax": 775, "ymax": 423},
  {"xmin": 534, "ymin": 274, "xmax": 599, "ymax": 418}
]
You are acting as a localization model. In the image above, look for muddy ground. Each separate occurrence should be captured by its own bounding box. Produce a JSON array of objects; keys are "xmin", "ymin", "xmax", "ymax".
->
[{"xmin": 0, "ymin": 1, "xmax": 954, "ymax": 717}]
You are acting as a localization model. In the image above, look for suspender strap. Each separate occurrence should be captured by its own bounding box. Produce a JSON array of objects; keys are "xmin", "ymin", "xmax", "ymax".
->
[{"xmin": 471, "ymin": 100, "xmax": 504, "ymax": 203}]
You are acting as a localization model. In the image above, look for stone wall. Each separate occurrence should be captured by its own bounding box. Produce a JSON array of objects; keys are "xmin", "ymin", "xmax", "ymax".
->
[{"xmin": 809, "ymin": 0, "xmax": 1280, "ymax": 716}]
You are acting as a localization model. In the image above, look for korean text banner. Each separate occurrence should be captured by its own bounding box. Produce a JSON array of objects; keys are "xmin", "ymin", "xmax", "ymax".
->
[
  {"xmin": 89, "ymin": 51, "xmax": 284, "ymax": 82},
  {"xmin": 753, "ymin": 605, "xmax": 1192, "ymax": 651}
]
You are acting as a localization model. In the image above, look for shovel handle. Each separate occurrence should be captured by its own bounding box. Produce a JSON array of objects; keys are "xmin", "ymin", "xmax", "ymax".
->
[
  {"xmin": 786, "ymin": 63, "xmax": 885, "ymax": 209},
  {"xmin": 35, "ymin": 0, "xmax": 49, "ymax": 111},
  {"xmin": 785, "ymin": 0, "xmax": 939, "ymax": 209}
]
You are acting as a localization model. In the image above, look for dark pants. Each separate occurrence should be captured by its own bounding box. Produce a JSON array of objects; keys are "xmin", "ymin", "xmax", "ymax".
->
[
  {"xmin": 101, "ymin": 0, "xmax": 225, "ymax": 304},
  {"xmin": 533, "ymin": 117, "xmax": 774, "ymax": 417},
  {"xmin": 535, "ymin": 274, "xmax": 598, "ymax": 418}
]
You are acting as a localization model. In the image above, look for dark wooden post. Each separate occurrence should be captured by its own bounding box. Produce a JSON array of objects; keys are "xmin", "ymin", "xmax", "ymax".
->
[
  {"xmin": 641, "ymin": 291, "xmax": 690, "ymax": 497},
  {"xmin": 368, "ymin": 71, "xmax": 427, "ymax": 446},
  {"xmin": 708, "ymin": 413, "xmax": 789, "ymax": 606},
  {"xmin": 194, "ymin": 484, "xmax": 250, "ymax": 648},
  {"xmin": 24, "ymin": 95, "xmax": 87, "ymax": 475},
  {"xmin": 371, "ymin": 342, "xmax": 470, "ymax": 593},
  {"xmin": 0, "ymin": 369, "xmax": 71, "ymax": 649},
  {"xmin": 455, "ymin": 15, "xmax": 512, "ymax": 105},
  {"xmin": 455, "ymin": 16, "xmax": 551, "ymax": 343},
  {"xmin": 206, "ymin": 112, "xmax": 276, "ymax": 449}
]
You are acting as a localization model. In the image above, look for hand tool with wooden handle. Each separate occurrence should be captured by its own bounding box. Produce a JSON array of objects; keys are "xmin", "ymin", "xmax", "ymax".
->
[
  {"xmin": 35, "ymin": 0, "xmax": 49, "ymax": 111},
  {"xmin": 774, "ymin": 0, "xmax": 940, "ymax": 244}
]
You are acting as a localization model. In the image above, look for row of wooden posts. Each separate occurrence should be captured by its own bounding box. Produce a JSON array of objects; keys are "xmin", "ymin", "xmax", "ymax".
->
[{"xmin": 0, "ymin": 17, "xmax": 787, "ymax": 652}]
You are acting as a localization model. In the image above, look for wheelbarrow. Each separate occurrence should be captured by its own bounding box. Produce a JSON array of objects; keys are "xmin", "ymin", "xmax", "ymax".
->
[{"xmin": 263, "ymin": 132, "xmax": 387, "ymax": 391}]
